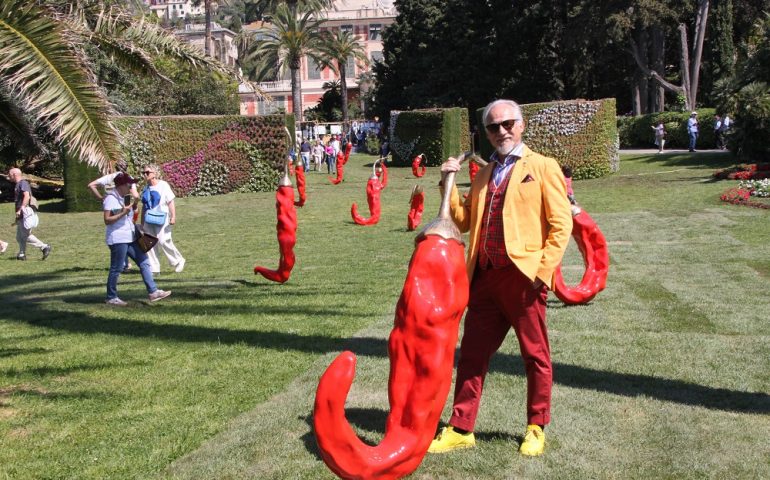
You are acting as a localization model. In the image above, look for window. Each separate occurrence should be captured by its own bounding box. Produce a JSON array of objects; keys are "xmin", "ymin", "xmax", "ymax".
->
[
  {"xmin": 307, "ymin": 57, "xmax": 321, "ymax": 80},
  {"xmin": 369, "ymin": 24, "xmax": 382, "ymax": 41},
  {"xmin": 340, "ymin": 24, "xmax": 353, "ymax": 34},
  {"xmin": 371, "ymin": 51, "xmax": 383, "ymax": 64},
  {"xmin": 345, "ymin": 56, "xmax": 355, "ymax": 78}
]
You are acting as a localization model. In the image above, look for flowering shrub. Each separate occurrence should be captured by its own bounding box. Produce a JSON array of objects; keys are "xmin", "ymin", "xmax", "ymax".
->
[
  {"xmin": 712, "ymin": 163, "xmax": 770, "ymax": 180},
  {"xmin": 720, "ymin": 186, "xmax": 770, "ymax": 209},
  {"xmin": 113, "ymin": 115, "xmax": 291, "ymax": 197},
  {"xmin": 739, "ymin": 178, "xmax": 770, "ymax": 198}
]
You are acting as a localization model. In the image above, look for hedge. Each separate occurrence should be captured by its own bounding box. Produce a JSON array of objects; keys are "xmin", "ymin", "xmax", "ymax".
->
[
  {"xmin": 388, "ymin": 108, "xmax": 470, "ymax": 167},
  {"xmin": 617, "ymin": 108, "xmax": 717, "ymax": 150},
  {"xmin": 476, "ymin": 98, "xmax": 619, "ymax": 180},
  {"xmin": 64, "ymin": 114, "xmax": 294, "ymax": 212}
]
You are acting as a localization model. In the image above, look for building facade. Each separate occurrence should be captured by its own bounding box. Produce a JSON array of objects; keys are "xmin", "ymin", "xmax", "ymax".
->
[
  {"xmin": 174, "ymin": 22, "xmax": 239, "ymax": 68},
  {"xmin": 147, "ymin": 0, "xmax": 207, "ymax": 21},
  {"xmin": 241, "ymin": 0, "xmax": 396, "ymax": 119}
]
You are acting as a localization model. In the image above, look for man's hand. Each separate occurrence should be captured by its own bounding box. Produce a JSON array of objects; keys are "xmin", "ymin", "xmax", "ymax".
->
[{"xmin": 440, "ymin": 156, "xmax": 464, "ymax": 183}]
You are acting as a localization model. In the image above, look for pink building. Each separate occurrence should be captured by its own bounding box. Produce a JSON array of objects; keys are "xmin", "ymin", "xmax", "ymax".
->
[{"xmin": 240, "ymin": 0, "xmax": 396, "ymax": 118}]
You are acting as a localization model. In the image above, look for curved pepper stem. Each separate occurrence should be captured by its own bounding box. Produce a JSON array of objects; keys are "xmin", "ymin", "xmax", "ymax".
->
[
  {"xmin": 553, "ymin": 208, "xmax": 609, "ymax": 304},
  {"xmin": 314, "ymin": 235, "xmax": 469, "ymax": 480}
]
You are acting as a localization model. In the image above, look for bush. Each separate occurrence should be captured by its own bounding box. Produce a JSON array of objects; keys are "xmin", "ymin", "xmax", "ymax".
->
[{"xmin": 388, "ymin": 108, "xmax": 469, "ymax": 167}]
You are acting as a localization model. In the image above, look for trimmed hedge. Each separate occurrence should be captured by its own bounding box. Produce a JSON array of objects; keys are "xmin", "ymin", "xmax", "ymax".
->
[
  {"xmin": 388, "ymin": 108, "xmax": 470, "ymax": 167},
  {"xmin": 64, "ymin": 114, "xmax": 294, "ymax": 212},
  {"xmin": 477, "ymin": 98, "xmax": 619, "ymax": 180},
  {"xmin": 617, "ymin": 108, "xmax": 717, "ymax": 150}
]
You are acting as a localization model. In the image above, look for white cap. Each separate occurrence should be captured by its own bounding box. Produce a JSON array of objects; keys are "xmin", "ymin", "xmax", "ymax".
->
[{"xmin": 691, "ymin": 111, "xmax": 698, "ymax": 115}]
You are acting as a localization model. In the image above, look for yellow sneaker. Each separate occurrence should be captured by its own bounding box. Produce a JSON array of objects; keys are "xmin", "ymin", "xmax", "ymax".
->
[
  {"xmin": 427, "ymin": 426, "xmax": 476, "ymax": 453},
  {"xmin": 519, "ymin": 424, "xmax": 545, "ymax": 456}
]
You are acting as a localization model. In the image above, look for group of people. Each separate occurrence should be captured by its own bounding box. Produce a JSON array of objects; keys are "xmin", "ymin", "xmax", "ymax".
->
[
  {"xmin": 87, "ymin": 160, "xmax": 185, "ymax": 305},
  {"xmin": 295, "ymin": 134, "xmax": 342, "ymax": 174},
  {"xmin": 653, "ymin": 111, "xmax": 731, "ymax": 153}
]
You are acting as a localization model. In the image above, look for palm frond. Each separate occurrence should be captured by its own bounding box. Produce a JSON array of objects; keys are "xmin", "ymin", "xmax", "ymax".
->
[
  {"xmin": 0, "ymin": 84, "xmax": 42, "ymax": 157},
  {"xmin": 0, "ymin": 0, "xmax": 120, "ymax": 170}
]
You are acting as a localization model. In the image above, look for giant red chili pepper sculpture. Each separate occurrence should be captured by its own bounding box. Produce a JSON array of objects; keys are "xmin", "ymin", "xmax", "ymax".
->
[
  {"xmin": 314, "ymin": 154, "xmax": 471, "ymax": 480},
  {"xmin": 411, "ymin": 154, "xmax": 426, "ymax": 178},
  {"xmin": 406, "ymin": 185, "xmax": 425, "ymax": 231},
  {"xmin": 553, "ymin": 206, "xmax": 609, "ymax": 304},
  {"xmin": 350, "ymin": 160, "xmax": 384, "ymax": 226},
  {"xmin": 294, "ymin": 159, "xmax": 307, "ymax": 207},
  {"xmin": 330, "ymin": 151, "xmax": 346, "ymax": 184},
  {"xmin": 376, "ymin": 158, "xmax": 388, "ymax": 188},
  {"xmin": 254, "ymin": 133, "xmax": 297, "ymax": 283},
  {"xmin": 343, "ymin": 141, "xmax": 353, "ymax": 163}
]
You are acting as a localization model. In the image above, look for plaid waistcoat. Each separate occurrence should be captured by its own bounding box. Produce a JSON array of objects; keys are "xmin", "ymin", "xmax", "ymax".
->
[{"xmin": 478, "ymin": 168, "xmax": 514, "ymax": 269}]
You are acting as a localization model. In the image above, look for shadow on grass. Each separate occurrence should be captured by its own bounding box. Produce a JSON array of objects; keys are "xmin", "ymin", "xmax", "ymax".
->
[
  {"xmin": 634, "ymin": 152, "xmax": 736, "ymax": 169},
  {"xmin": 3, "ymin": 270, "xmax": 768, "ymax": 416}
]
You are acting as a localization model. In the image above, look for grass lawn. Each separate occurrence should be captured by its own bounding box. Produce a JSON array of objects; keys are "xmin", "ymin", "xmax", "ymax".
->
[{"xmin": 1, "ymin": 151, "xmax": 768, "ymax": 479}]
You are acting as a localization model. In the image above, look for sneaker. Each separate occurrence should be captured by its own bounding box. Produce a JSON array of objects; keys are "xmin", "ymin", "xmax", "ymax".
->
[
  {"xmin": 148, "ymin": 289, "xmax": 171, "ymax": 302},
  {"xmin": 0, "ymin": 241, "xmax": 7, "ymax": 254},
  {"xmin": 105, "ymin": 297, "xmax": 128, "ymax": 306},
  {"xmin": 41, "ymin": 244, "xmax": 52, "ymax": 260},
  {"xmin": 519, "ymin": 425, "xmax": 545, "ymax": 456},
  {"xmin": 174, "ymin": 259, "xmax": 186, "ymax": 273},
  {"xmin": 427, "ymin": 426, "xmax": 476, "ymax": 453},
  {"xmin": 16, "ymin": 253, "xmax": 26, "ymax": 261}
]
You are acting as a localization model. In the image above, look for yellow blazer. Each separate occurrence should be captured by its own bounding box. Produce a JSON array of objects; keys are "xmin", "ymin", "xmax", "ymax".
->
[{"xmin": 447, "ymin": 145, "xmax": 573, "ymax": 288}]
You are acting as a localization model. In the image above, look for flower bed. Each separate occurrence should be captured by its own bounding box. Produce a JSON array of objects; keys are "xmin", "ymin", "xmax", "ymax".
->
[{"xmin": 716, "ymin": 164, "xmax": 770, "ymax": 209}]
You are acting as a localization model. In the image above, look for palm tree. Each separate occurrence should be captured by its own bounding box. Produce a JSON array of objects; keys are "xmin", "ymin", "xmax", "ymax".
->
[
  {"xmin": 318, "ymin": 28, "xmax": 369, "ymax": 135},
  {"xmin": 0, "ymin": 0, "xmax": 238, "ymax": 171},
  {"xmin": 245, "ymin": 2, "xmax": 326, "ymax": 122}
]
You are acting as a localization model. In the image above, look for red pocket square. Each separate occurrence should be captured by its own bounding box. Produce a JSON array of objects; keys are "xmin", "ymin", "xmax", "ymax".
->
[{"xmin": 522, "ymin": 174, "xmax": 535, "ymax": 183}]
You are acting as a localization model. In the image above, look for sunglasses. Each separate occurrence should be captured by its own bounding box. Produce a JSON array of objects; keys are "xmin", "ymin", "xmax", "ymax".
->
[
  {"xmin": 485, "ymin": 119, "xmax": 520, "ymax": 133},
  {"xmin": 142, "ymin": 171, "xmax": 153, "ymax": 175}
]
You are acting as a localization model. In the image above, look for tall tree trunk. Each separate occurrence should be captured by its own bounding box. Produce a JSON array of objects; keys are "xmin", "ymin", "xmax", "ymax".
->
[
  {"xmin": 205, "ymin": 0, "xmax": 212, "ymax": 57},
  {"xmin": 339, "ymin": 59, "xmax": 348, "ymax": 137},
  {"xmin": 636, "ymin": 27, "xmax": 650, "ymax": 114},
  {"xmin": 650, "ymin": 24, "xmax": 666, "ymax": 112},
  {"xmin": 679, "ymin": 24, "xmax": 693, "ymax": 110},
  {"xmin": 689, "ymin": 0, "xmax": 710, "ymax": 108},
  {"xmin": 291, "ymin": 63, "xmax": 303, "ymax": 122}
]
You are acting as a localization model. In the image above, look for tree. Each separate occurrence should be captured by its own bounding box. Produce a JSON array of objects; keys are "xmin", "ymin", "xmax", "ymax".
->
[
  {"xmin": 0, "ymin": 0, "xmax": 237, "ymax": 171},
  {"xmin": 244, "ymin": 2, "xmax": 326, "ymax": 122},
  {"xmin": 318, "ymin": 29, "xmax": 368, "ymax": 134}
]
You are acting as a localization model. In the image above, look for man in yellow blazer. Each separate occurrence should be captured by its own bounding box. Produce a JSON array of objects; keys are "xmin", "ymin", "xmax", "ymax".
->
[{"xmin": 429, "ymin": 99, "xmax": 572, "ymax": 456}]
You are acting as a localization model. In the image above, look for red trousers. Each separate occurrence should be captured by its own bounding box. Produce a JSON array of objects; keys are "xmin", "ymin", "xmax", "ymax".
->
[{"xmin": 449, "ymin": 263, "xmax": 551, "ymax": 431}]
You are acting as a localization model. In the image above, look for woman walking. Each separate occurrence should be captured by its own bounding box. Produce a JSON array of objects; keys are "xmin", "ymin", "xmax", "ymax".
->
[{"xmin": 140, "ymin": 164, "xmax": 186, "ymax": 274}]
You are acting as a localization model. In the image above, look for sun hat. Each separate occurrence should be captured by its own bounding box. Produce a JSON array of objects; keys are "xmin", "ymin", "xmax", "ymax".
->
[{"xmin": 691, "ymin": 111, "xmax": 698, "ymax": 115}]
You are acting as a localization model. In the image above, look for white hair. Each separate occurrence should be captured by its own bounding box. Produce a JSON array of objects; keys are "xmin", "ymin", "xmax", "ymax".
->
[{"xmin": 482, "ymin": 99, "xmax": 523, "ymax": 125}]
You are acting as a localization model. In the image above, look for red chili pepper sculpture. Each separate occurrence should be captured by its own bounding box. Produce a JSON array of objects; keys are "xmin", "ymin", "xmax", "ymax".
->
[
  {"xmin": 406, "ymin": 185, "xmax": 425, "ymax": 231},
  {"xmin": 330, "ymin": 151, "xmax": 346, "ymax": 185},
  {"xmin": 314, "ymin": 156, "xmax": 470, "ymax": 480},
  {"xmin": 343, "ymin": 141, "xmax": 353, "ymax": 163},
  {"xmin": 254, "ymin": 139, "xmax": 298, "ymax": 283},
  {"xmin": 294, "ymin": 160, "xmax": 307, "ymax": 207},
  {"xmin": 553, "ymin": 207, "xmax": 609, "ymax": 304},
  {"xmin": 468, "ymin": 160, "xmax": 479, "ymax": 183},
  {"xmin": 376, "ymin": 159, "xmax": 388, "ymax": 188},
  {"xmin": 411, "ymin": 154, "xmax": 426, "ymax": 178},
  {"xmin": 351, "ymin": 163, "xmax": 384, "ymax": 226}
]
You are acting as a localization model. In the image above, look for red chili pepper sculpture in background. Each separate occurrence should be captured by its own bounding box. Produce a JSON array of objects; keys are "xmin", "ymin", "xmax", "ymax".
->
[
  {"xmin": 468, "ymin": 160, "xmax": 479, "ymax": 183},
  {"xmin": 407, "ymin": 185, "xmax": 425, "ymax": 231},
  {"xmin": 330, "ymin": 151, "xmax": 346, "ymax": 184},
  {"xmin": 343, "ymin": 141, "xmax": 353, "ymax": 163},
  {"xmin": 411, "ymin": 154, "xmax": 426, "ymax": 178},
  {"xmin": 553, "ymin": 207, "xmax": 609, "ymax": 304},
  {"xmin": 314, "ymin": 155, "xmax": 471, "ymax": 480},
  {"xmin": 294, "ymin": 160, "xmax": 307, "ymax": 207},
  {"xmin": 376, "ymin": 159, "xmax": 388, "ymax": 188},
  {"xmin": 351, "ymin": 161, "xmax": 384, "ymax": 226},
  {"xmin": 254, "ymin": 135, "xmax": 298, "ymax": 283}
]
